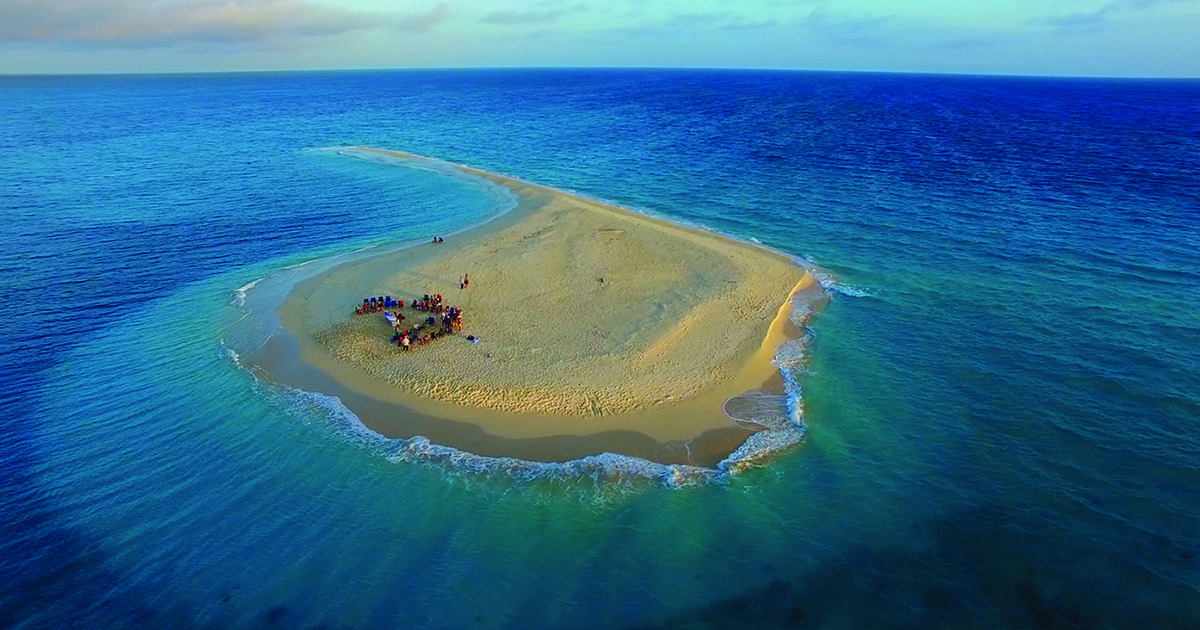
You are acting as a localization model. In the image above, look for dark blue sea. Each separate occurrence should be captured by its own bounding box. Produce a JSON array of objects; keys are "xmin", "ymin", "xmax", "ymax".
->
[{"xmin": 2, "ymin": 69, "xmax": 1199, "ymax": 629}]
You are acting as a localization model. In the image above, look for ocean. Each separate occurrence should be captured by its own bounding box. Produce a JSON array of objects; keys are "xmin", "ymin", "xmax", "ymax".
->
[{"xmin": 2, "ymin": 69, "xmax": 1198, "ymax": 629}]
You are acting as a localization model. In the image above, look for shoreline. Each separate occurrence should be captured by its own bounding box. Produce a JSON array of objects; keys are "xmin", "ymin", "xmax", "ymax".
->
[{"xmin": 244, "ymin": 147, "xmax": 818, "ymax": 465}]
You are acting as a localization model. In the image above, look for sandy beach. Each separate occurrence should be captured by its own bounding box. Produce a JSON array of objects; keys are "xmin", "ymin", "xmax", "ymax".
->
[{"xmin": 252, "ymin": 148, "xmax": 814, "ymax": 463}]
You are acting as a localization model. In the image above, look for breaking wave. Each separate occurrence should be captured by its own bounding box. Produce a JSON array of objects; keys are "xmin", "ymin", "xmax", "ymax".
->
[{"xmin": 811, "ymin": 269, "xmax": 874, "ymax": 298}]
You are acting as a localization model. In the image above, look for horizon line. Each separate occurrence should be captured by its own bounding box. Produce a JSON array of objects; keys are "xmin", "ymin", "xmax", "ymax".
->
[{"xmin": 2, "ymin": 65, "xmax": 1199, "ymax": 81}]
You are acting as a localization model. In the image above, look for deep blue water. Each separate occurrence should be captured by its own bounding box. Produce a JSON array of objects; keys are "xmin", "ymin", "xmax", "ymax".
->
[{"xmin": 2, "ymin": 69, "xmax": 1199, "ymax": 629}]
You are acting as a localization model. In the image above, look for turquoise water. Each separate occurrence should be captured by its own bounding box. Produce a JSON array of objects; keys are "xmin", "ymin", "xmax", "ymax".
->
[{"xmin": 3, "ymin": 70, "xmax": 1199, "ymax": 628}]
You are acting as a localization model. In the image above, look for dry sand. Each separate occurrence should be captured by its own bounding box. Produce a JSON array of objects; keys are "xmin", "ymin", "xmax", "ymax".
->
[{"xmin": 263, "ymin": 148, "xmax": 813, "ymax": 456}]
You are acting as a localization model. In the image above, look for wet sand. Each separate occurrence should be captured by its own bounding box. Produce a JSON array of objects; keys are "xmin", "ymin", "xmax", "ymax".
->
[{"xmin": 250, "ymin": 148, "xmax": 813, "ymax": 465}]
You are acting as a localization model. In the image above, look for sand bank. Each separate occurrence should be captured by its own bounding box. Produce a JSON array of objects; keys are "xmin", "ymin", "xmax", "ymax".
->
[{"xmin": 251, "ymin": 148, "xmax": 814, "ymax": 464}]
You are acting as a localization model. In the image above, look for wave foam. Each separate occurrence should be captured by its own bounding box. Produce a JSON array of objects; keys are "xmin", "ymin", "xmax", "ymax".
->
[
  {"xmin": 285, "ymin": 386, "xmax": 723, "ymax": 488},
  {"xmin": 232, "ymin": 277, "xmax": 262, "ymax": 307},
  {"xmin": 220, "ymin": 339, "xmax": 240, "ymax": 365},
  {"xmin": 773, "ymin": 337, "xmax": 811, "ymax": 370},
  {"xmin": 717, "ymin": 424, "xmax": 805, "ymax": 473},
  {"xmin": 724, "ymin": 391, "xmax": 791, "ymax": 431},
  {"xmin": 228, "ymin": 343, "xmax": 814, "ymax": 488},
  {"xmin": 811, "ymin": 270, "xmax": 874, "ymax": 298}
]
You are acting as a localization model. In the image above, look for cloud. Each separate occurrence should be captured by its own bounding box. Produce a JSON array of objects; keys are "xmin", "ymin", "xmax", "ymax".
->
[
  {"xmin": 668, "ymin": 12, "xmax": 780, "ymax": 31},
  {"xmin": 604, "ymin": 4, "xmax": 890, "ymax": 43},
  {"xmin": 722, "ymin": 19, "xmax": 780, "ymax": 31},
  {"xmin": 1029, "ymin": 10, "xmax": 1109, "ymax": 34},
  {"xmin": 1108, "ymin": 0, "xmax": 1194, "ymax": 8},
  {"xmin": 647, "ymin": 8, "xmax": 788, "ymax": 31},
  {"xmin": 481, "ymin": 2, "xmax": 587, "ymax": 25},
  {"xmin": 397, "ymin": 3, "xmax": 450, "ymax": 32},
  {"xmin": 0, "ymin": 0, "xmax": 449, "ymax": 46},
  {"xmin": 797, "ymin": 6, "xmax": 894, "ymax": 45},
  {"xmin": 1029, "ymin": 0, "xmax": 1196, "ymax": 34},
  {"xmin": 934, "ymin": 37, "xmax": 998, "ymax": 50}
]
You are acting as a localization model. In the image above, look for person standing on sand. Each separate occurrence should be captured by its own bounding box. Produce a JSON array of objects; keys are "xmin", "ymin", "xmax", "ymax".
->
[{"xmin": 464, "ymin": 274, "xmax": 469, "ymax": 289}]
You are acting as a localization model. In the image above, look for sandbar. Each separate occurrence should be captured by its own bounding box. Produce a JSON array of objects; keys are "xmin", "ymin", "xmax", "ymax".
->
[{"xmin": 249, "ymin": 148, "xmax": 813, "ymax": 465}]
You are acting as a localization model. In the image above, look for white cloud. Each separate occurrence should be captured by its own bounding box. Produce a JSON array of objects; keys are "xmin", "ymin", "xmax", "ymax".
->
[{"xmin": 0, "ymin": 0, "xmax": 449, "ymax": 46}]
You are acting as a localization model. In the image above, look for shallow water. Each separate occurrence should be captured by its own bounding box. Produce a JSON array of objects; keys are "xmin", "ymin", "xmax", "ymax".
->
[{"xmin": 3, "ymin": 70, "xmax": 1200, "ymax": 629}]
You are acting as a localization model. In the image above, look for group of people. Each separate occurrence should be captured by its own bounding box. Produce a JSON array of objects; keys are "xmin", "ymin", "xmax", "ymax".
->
[
  {"xmin": 354, "ymin": 296, "xmax": 401, "ymax": 315},
  {"xmin": 432, "ymin": 236, "xmax": 445, "ymax": 244},
  {"xmin": 393, "ymin": 323, "xmax": 438, "ymax": 350},
  {"xmin": 441, "ymin": 307, "xmax": 465, "ymax": 332},
  {"xmin": 418, "ymin": 295, "xmax": 465, "ymax": 330},
  {"xmin": 412, "ymin": 293, "xmax": 449, "ymax": 313},
  {"xmin": 393, "ymin": 297, "xmax": 465, "ymax": 350},
  {"xmin": 352, "ymin": 259, "xmax": 473, "ymax": 352}
]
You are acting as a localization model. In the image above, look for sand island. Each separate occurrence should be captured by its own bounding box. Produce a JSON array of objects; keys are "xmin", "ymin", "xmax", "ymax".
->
[{"xmin": 248, "ymin": 148, "xmax": 815, "ymax": 466}]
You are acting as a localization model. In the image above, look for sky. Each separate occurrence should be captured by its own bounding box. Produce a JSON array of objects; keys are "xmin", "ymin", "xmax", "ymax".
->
[{"xmin": 2, "ymin": 0, "xmax": 1199, "ymax": 76}]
